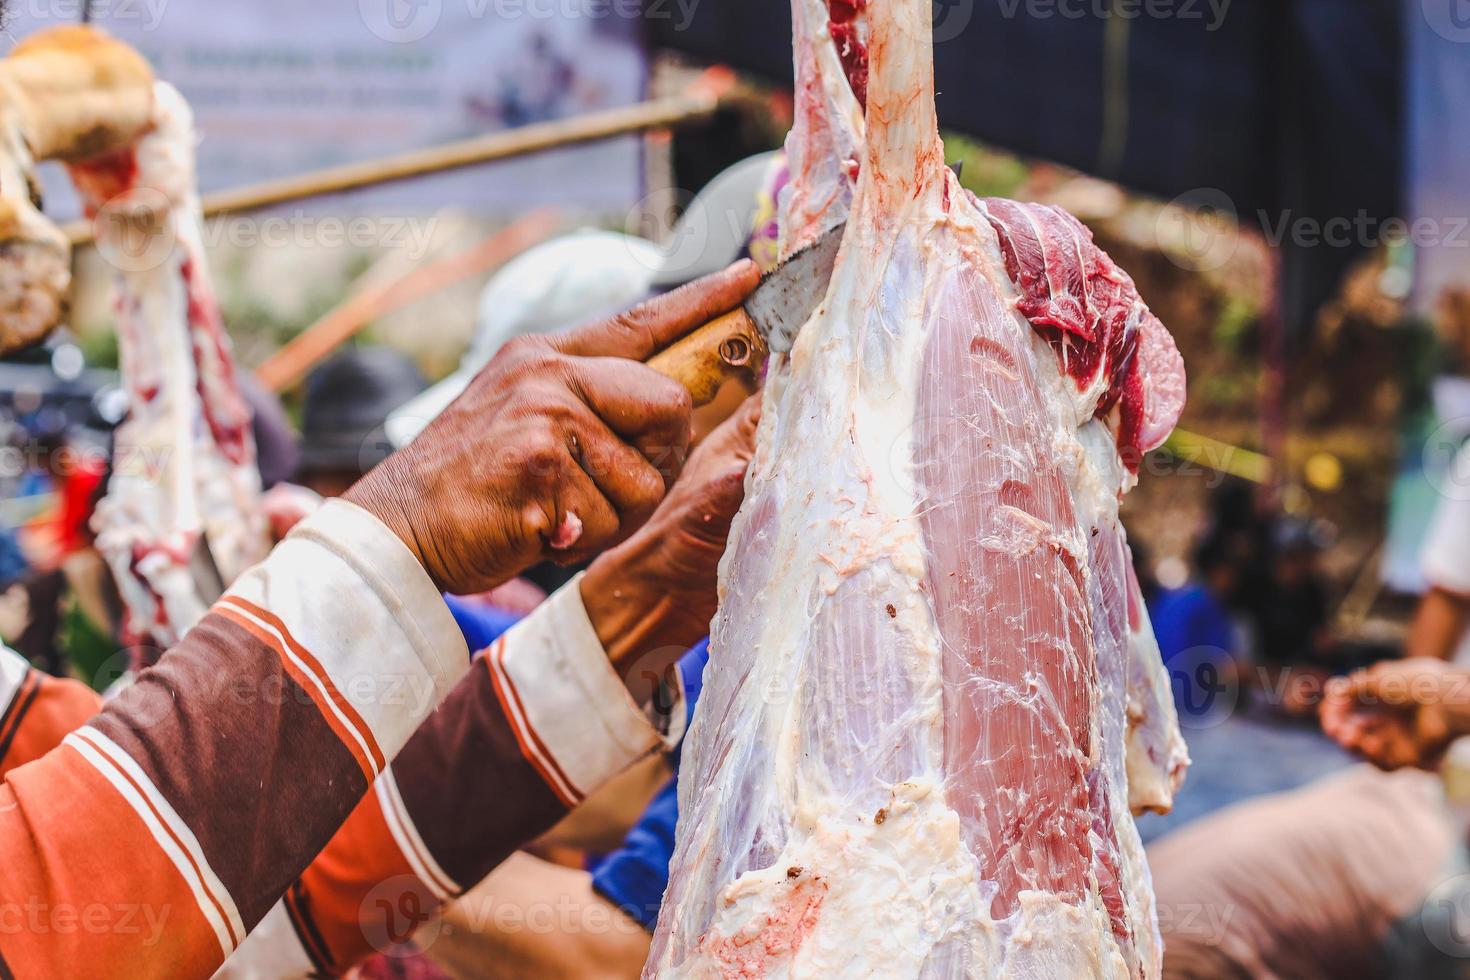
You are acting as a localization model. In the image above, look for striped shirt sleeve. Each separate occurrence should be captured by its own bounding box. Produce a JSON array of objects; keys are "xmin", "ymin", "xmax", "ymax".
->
[
  {"xmin": 217, "ymin": 579, "xmax": 678, "ymax": 977},
  {"xmin": 0, "ymin": 500, "xmax": 469, "ymax": 979},
  {"xmin": 0, "ymin": 645, "xmax": 103, "ymax": 781}
]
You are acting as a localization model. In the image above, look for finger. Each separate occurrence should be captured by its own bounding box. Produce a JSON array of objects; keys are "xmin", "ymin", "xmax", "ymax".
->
[
  {"xmin": 544, "ymin": 451, "xmax": 622, "ymax": 562},
  {"xmin": 695, "ymin": 395, "xmax": 762, "ymax": 464},
  {"xmin": 1319, "ymin": 696, "xmax": 1349, "ymax": 734},
  {"xmin": 679, "ymin": 465, "xmax": 750, "ymax": 547},
  {"xmin": 1339, "ymin": 671, "xmax": 1378, "ymax": 702},
  {"xmin": 1318, "ymin": 700, "xmax": 1342, "ymax": 731},
  {"xmin": 552, "ymin": 259, "xmax": 760, "ymax": 360},
  {"xmin": 566, "ymin": 358, "xmax": 692, "ymax": 486},
  {"xmin": 571, "ymin": 410, "xmax": 669, "ymax": 532},
  {"xmin": 1358, "ymin": 729, "xmax": 1404, "ymax": 769},
  {"xmin": 1418, "ymin": 707, "xmax": 1452, "ymax": 753},
  {"xmin": 1343, "ymin": 671, "xmax": 1413, "ymax": 710}
]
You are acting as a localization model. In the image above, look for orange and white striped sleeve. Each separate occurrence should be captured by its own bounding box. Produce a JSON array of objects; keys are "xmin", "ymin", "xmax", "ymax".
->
[
  {"xmin": 0, "ymin": 645, "xmax": 103, "ymax": 781},
  {"xmin": 0, "ymin": 500, "xmax": 470, "ymax": 980},
  {"xmin": 218, "ymin": 579, "xmax": 678, "ymax": 977}
]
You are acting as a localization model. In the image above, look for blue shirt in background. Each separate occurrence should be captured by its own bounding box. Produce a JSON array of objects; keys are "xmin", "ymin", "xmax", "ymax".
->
[
  {"xmin": 444, "ymin": 594, "xmax": 524, "ymax": 655},
  {"xmin": 590, "ymin": 640, "xmax": 708, "ymax": 930},
  {"xmin": 1150, "ymin": 582, "xmax": 1237, "ymax": 719}
]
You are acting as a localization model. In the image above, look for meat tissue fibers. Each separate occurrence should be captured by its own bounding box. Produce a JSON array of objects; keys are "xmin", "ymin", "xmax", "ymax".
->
[{"xmin": 647, "ymin": 0, "xmax": 1188, "ymax": 974}]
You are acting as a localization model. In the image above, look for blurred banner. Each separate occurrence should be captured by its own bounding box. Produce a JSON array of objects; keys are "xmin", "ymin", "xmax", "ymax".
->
[
  {"xmin": 6, "ymin": 0, "xmax": 649, "ymax": 218},
  {"xmin": 1407, "ymin": 0, "xmax": 1470, "ymax": 317}
]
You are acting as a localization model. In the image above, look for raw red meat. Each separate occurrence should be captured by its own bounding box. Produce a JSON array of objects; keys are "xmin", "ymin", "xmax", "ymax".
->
[{"xmin": 648, "ymin": 0, "xmax": 1187, "ymax": 973}]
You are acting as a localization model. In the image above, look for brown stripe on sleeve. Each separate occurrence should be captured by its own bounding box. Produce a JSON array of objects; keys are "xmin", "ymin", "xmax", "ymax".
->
[
  {"xmin": 292, "ymin": 778, "xmax": 420, "ymax": 972},
  {"xmin": 391, "ymin": 652, "xmax": 569, "ymax": 889},
  {"xmin": 0, "ymin": 671, "xmax": 42, "ymax": 768},
  {"xmin": 282, "ymin": 880, "xmax": 335, "ymax": 975},
  {"xmin": 88, "ymin": 610, "xmax": 371, "ymax": 930}
]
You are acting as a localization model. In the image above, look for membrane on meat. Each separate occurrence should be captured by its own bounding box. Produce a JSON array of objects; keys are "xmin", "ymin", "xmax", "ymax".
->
[{"xmin": 647, "ymin": 0, "xmax": 1187, "ymax": 974}]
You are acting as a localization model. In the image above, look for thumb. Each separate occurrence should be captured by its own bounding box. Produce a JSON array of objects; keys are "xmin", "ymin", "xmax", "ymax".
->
[{"xmin": 553, "ymin": 260, "xmax": 760, "ymax": 360}]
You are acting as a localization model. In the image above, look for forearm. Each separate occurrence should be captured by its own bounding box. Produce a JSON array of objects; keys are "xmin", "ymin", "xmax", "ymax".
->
[
  {"xmin": 1407, "ymin": 588, "xmax": 1470, "ymax": 662},
  {"xmin": 431, "ymin": 853, "xmax": 651, "ymax": 980},
  {"xmin": 1433, "ymin": 670, "xmax": 1470, "ymax": 738},
  {"xmin": 219, "ymin": 578, "xmax": 678, "ymax": 977},
  {"xmin": 0, "ymin": 501, "xmax": 468, "ymax": 979},
  {"xmin": 580, "ymin": 533, "xmax": 677, "ymax": 674}
]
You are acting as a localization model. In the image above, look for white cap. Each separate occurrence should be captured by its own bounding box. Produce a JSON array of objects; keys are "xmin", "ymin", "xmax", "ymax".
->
[
  {"xmin": 385, "ymin": 151, "xmax": 781, "ymax": 448},
  {"xmin": 387, "ymin": 228, "xmax": 662, "ymax": 447}
]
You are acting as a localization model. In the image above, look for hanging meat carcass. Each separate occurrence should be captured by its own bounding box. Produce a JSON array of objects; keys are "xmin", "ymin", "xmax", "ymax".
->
[
  {"xmin": 67, "ymin": 80, "xmax": 267, "ymax": 650},
  {"xmin": 0, "ymin": 26, "xmax": 155, "ymax": 354},
  {"xmin": 647, "ymin": 0, "xmax": 1187, "ymax": 974}
]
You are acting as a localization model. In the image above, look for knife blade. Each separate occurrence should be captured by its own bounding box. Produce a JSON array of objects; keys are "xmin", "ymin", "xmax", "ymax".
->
[{"xmin": 645, "ymin": 223, "xmax": 843, "ymax": 405}]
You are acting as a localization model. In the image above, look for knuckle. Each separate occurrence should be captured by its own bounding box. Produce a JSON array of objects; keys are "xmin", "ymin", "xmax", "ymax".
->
[
  {"xmin": 609, "ymin": 311, "xmax": 655, "ymax": 350},
  {"xmin": 500, "ymin": 334, "xmax": 549, "ymax": 361},
  {"xmin": 517, "ymin": 434, "xmax": 565, "ymax": 483},
  {"xmin": 630, "ymin": 465, "xmax": 667, "ymax": 513},
  {"xmin": 669, "ymin": 379, "xmax": 694, "ymax": 415}
]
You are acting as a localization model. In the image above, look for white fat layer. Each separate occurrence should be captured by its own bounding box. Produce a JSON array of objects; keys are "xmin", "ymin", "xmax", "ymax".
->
[
  {"xmin": 651, "ymin": 0, "xmax": 1184, "ymax": 967},
  {"xmin": 652, "ymin": 172, "xmax": 1154, "ymax": 977},
  {"xmin": 89, "ymin": 83, "xmax": 266, "ymax": 646}
]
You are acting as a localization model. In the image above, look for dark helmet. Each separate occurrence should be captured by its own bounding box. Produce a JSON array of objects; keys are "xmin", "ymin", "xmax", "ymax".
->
[{"xmin": 300, "ymin": 347, "xmax": 427, "ymax": 477}]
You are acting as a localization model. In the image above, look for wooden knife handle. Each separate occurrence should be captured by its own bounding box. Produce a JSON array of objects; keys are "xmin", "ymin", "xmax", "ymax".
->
[{"xmin": 646, "ymin": 307, "xmax": 769, "ymax": 407}]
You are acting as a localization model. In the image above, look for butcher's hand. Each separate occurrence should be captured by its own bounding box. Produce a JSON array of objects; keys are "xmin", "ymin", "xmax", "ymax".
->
[
  {"xmin": 1320, "ymin": 657, "xmax": 1470, "ymax": 770},
  {"xmin": 580, "ymin": 395, "xmax": 761, "ymax": 675},
  {"xmin": 346, "ymin": 259, "xmax": 760, "ymax": 595}
]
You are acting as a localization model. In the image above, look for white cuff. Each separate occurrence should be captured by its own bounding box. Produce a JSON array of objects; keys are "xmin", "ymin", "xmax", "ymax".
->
[
  {"xmin": 1, "ymin": 643, "xmax": 30, "ymax": 713},
  {"xmin": 224, "ymin": 499, "xmax": 470, "ymax": 770},
  {"xmin": 484, "ymin": 573, "xmax": 675, "ymax": 805}
]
